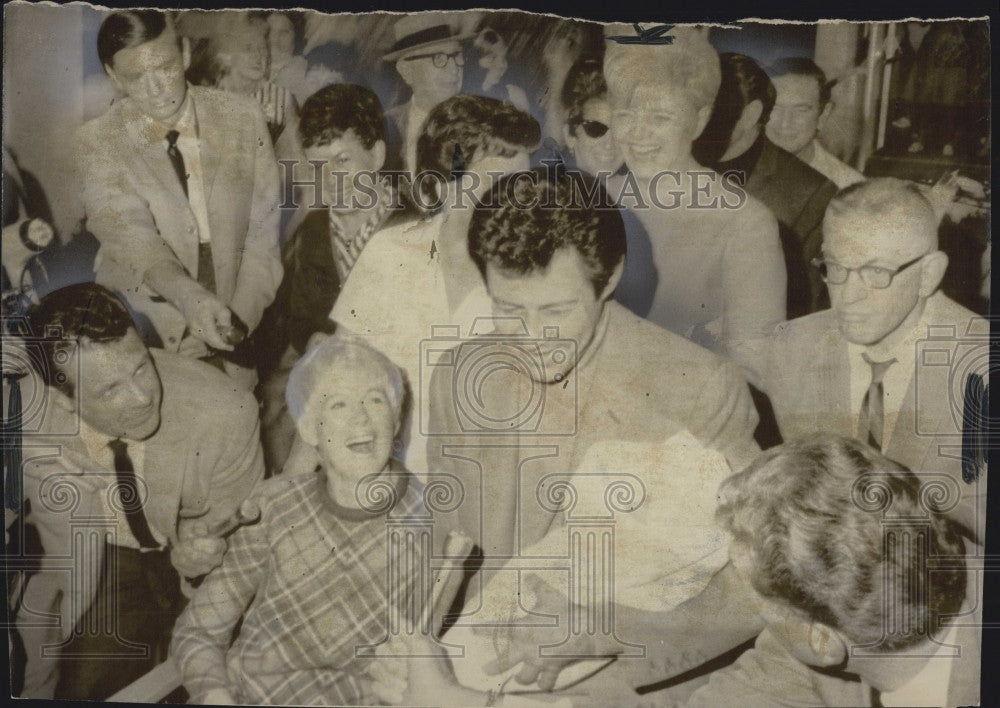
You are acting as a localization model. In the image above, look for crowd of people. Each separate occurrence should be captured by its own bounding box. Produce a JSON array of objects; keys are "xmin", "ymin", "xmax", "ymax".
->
[{"xmin": 1, "ymin": 9, "xmax": 989, "ymax": 707}]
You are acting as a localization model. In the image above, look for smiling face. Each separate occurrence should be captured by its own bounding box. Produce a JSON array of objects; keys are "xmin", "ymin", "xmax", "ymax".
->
[
  {"xmin": 267, "ymin": 13, "xmax": 295, "ymax": 60},
  {"xmin": 304, "ymin": 129, "xmax": 386, "ymax": 210},
  {"xmin": 61, "ymin": 329, "xmax": 163, "ymax": 441},
  {"xmin": 106, "ymin": 29, "xmax": 190, "ymax": 125},
  {"xmin": 485, "ymin": 248, "xmax": 618, "ymax": 383},
  {"xmin": 567, "ymin": 97, "xmax": 624, "ymax": 177},
  {"xmin": 766, "ymin": 73, "xmax": 823, "ymax": 157},
  {"xmin": 610, "ymin": 83, "xmax": 708, "ymax": 179},
  {"xmin": 302, "ymin": 362, "xmax": 399, "ymax": 493}
]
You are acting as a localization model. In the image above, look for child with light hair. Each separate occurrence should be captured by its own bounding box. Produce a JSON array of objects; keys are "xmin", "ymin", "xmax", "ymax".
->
[
  {"xmin": 686, "ymin": 432, "xmax": 977, "ymax": 707},
  {"xmin": 171, "ymin": 335, "xmax": 427, "ymax": 705}
]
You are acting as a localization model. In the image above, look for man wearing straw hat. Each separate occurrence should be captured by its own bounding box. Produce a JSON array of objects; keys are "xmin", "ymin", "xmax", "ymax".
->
[{"xmin": 383, "ymin": 13, "xmax": 476, "ymax": 174}]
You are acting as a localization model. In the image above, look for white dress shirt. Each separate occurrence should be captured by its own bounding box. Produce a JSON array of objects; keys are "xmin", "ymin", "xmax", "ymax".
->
[
  {"xmin": 808, "ymin": 141, "xmax": 864, "ymax": 190},
  {"xmin": 847, "ymin": 298, "xmax": 935, "ymax": 451},
  {"xmin": 879, "ymin": 620, "xmax": 960, "ymax": 707},
  {"xmin": 79, "ymin": 419, "xmax": 166, "ymax": 550},
  {"xmin": 156, "ymin": 93, "xmax": 212, "ymax": 245}
]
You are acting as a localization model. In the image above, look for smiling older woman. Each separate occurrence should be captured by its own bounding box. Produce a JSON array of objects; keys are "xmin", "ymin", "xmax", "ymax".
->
[{"xmin": 604, "ymin": 27, "xmax": 786, "ymax": 366}]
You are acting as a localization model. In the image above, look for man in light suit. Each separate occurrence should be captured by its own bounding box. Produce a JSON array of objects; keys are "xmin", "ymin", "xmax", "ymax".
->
[
  {"xmin": 15, "ymin": 283, "xmax": 265, "ymax": 699},
  {"xmin": 75, "ymin": 10, "xmax": 282, "ymax": 387},
  {"xmin": 747, "ymin": 177, "xmax": 988, "ymax": 546}
]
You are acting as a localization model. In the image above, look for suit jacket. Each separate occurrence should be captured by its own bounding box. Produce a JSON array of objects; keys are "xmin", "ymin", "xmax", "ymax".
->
[
  {"xmin": 74, "ymin": 86, "xmax": 282, "ymax": 350},
  {"xmin": 17, "ymin": 349, "xmax": 265, "ymax": 698},
  {"xmin": 742, "ymin": 137, "xmax": 838, "ymax": 318},
  {"xmin": 752, "ymin": 292, "xmax": 988, "ymax": 544},
  {"xmin": 384, "ymin": 100, "xmax": 424, "ymax": 175}
]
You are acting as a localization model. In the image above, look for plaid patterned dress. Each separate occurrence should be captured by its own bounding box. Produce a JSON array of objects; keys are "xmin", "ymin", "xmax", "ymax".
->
[{"xmin": 171, "ymin": 464, "xmax": 428, "ymax": 705}]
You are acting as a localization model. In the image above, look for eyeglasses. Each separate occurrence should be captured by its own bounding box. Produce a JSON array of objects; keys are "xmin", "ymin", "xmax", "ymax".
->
[
  {"xmin": 403, "ymin": 50, "xmax": 465, "ymax": 69},
  {"xmin": 577, "ymin": 119, "xmax": 609, "ymax": 139},
  {"xmin": 811, "ymin": 254, "xmax": 927, "ymax": 289}
]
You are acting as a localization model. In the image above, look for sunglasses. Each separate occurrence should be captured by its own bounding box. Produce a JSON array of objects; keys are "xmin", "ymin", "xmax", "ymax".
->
[{"xmin": 577, "ymin": 119, "xmax": 610, "ymax": 139}]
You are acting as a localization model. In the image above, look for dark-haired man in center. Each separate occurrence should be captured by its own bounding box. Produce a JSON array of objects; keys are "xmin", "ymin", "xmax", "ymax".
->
[{"xmin": 424, "ymin": 170, "xmax": 761, "ymax": 701}]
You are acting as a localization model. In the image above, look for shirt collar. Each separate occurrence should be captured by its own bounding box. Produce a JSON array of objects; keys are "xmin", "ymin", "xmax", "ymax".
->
[
  {"xmin": 78, "ymin": 417, "xmax": 119, "ymax": 466},
  {"xmin": 316, "ymin": 458, "xmax": 411, "ymax": 522},
  {"xmin": 128, "ymin": 87, "xmax": 198, "ymax": 143},
  {"xmin": 847, "ymin": 295, "xmax": 938, "ymax": 366}
]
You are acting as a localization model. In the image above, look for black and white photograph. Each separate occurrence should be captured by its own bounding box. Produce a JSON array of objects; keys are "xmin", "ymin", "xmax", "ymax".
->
[{"xmin": 1, "ymin": 2, "xmax": 993, "ymax": 706}]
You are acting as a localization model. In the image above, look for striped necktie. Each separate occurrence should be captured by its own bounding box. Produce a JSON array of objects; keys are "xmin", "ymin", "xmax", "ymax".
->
[{"xmin": 858, "ymin": 353, "xmax": 896, "ymax": 451}]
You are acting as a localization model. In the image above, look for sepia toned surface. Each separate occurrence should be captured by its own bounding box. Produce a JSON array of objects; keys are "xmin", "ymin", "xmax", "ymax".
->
[{"xmin": 2, "ymin": 3, "xmax": 992, "ymax": 707}]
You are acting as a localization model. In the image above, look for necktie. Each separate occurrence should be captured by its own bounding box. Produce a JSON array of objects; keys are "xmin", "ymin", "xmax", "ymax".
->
[
  {"xmin": 165, "ymin": 129, "xmax": 188, "ymax": 197},
  {"xmin": 858, "ymin": 354, "xmax": 896, "ymax": 451},
  {"xmin": 166, "ymin": 130, "xmax": 215, "ymax": 294},
  {"xmin": 108, "ymin": 439, "xmax": 159, "ymax": 549},
  {"xmin": 3, "ymin": 375, "xmax": 23, "ymax": 515}
]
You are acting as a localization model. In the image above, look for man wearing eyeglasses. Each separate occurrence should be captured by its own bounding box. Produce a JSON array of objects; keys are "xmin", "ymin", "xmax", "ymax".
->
[
  {"xmin": 744, "ymin": 177, "xmax": 987, "ymax": 547},
  {"xmin": 382, "ymin": 14, "xmax": 474, "ymax": 175}
]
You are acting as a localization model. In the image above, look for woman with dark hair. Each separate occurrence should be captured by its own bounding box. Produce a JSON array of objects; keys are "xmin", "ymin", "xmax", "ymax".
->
[
  {"xmin": 560, "ymin": 56, "xmax": 625, "ymax": 178},
  {"xmin": 327, "ymin": 94, "xmax": 540, "ymax": 477}
]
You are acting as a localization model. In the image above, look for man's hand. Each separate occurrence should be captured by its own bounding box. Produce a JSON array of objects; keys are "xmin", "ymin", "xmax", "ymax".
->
[
  {"xmin": 177, "ymin": 289, "xmax": 233, "ymax": 351},
  {"xmin": 177, "ymin": 334, "xmax": 210, "ymax": 359},
  {"xmin": 170, "ymin": 520, "xmax": 227, "ymax": 579},
  {"xmin": 478, "ymin": 573, "xmax": 622, "ymax": 691}
]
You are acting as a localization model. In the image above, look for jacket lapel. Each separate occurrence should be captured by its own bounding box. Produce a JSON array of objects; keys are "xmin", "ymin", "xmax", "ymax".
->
[
  {"xmin": 192, "ymin": 89, "xmax": 223, "ymax": 206},
  {"xmin": 121, "ymin": 100, "xmax": 191, "ymax": 207}
]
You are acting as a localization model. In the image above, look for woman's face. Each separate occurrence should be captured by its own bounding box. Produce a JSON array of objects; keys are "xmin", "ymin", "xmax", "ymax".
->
[
  {"xmin": 567, "ymin": 97, "xmax": 624, "ymax": 178},
  {"xmin": 611, "ymin": 84, "xmax": 704, "ymax": 179},
  {"xmin": 267, "ymin": 14, "xmax": 295, "ymax": 60},
  {"xmin": 223, "ymin": 27, "xmax": 268, "ymax": 83}
]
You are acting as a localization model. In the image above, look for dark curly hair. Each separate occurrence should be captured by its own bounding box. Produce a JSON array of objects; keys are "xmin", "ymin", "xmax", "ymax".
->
[
  {"xmin": 298, "ymin": 83, "xmax": 386, "ymax": 151},
  {"xmin": 26, "ymin": 283, "xmax": 135, "ymax": 397},
  {"xmin": 415, "ymin": 94, "xmax": 540, "ymax": 204},
  {"xmin": 468, "ymin": 168, "xmax": 625, "ymax": 296}
]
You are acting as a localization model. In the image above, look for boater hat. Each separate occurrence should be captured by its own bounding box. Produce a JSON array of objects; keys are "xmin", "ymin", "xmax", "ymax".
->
[{"xmin": 382, "ymin": 13, "xmax": 476, "ymax": 62}]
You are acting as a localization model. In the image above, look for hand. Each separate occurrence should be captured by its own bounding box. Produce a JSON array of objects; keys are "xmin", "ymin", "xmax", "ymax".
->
[
  {"xmin": 366, "ymin": 649, "xmax": 409, "ymax": 705},
  {"xmin": 170, "ymin": 520, "xmax": 227, "ymax": 579},
  {"xmin": 479, "ymin": 574, "xmax": 620, "ymax": 691},
  {"xmin": 178, "ymin": 289, "xmax": 233, "ymax": 351},
  {"xmin": 177, "ymin": 334, "xmax": 210, "ymax": 359},
  {"xmin": 199, "ymin": 687, "xmax": 237, "ymax": 705}
]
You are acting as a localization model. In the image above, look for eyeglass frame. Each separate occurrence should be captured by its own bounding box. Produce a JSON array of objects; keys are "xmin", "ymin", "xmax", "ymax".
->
[
  {"xmin": 402, "ymin": 50, "xmax": 465, "ymax": 69},
  {"xmin": 811, "ymin": 253, "xmax": 929, "ymax": 289}
]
